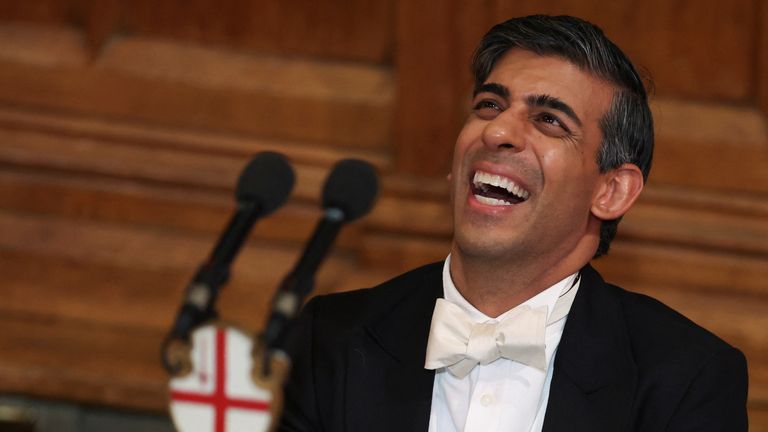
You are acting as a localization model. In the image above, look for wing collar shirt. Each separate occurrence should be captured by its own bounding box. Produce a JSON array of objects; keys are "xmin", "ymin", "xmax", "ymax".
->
[{"xmin": 427, "ymin": 255, "xmax": 580, "ymax": 432}]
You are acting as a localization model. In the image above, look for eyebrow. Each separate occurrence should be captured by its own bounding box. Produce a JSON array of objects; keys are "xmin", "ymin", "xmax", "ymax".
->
[
  {"xmin": 473, "ymin": 83, "xmax": 509, "ymax": 99},
  {"xmin": 526, "ymin": 94, "xmax": 582, "ymax": 127},
  {"xmin": 474, "ymin": 84, "xmax": 583, "ymax": 128}
]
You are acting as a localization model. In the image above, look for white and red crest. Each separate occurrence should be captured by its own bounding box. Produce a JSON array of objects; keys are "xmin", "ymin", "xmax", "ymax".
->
[{"xmin": 169, "ymin": 324, "xmax": 273, "ymax": 432}]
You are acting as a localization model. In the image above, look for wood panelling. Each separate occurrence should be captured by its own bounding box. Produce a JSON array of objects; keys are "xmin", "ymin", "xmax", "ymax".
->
[
  {"xmin": 652, "ymin": 98, "xmax": 767, "ymax": 151},
  {"xmin": 622, "ymin": 200, "xmax": 768, "ymax": 256},
  {"xmin": 123, "ymin": 0, "xmax": 394, "ymax": 63},
  {"xmin": 494, "ymin": 0, "xmax": 758, "ymax": 101},
  {"xmin": 0, "ymin": 212, "xmax": 356, "ymax": 330},
  {"xmin": 760, "ymin": 0, "xmax": 768, "ymax": 115},
  {"xmin": 394, "ymin": 0, "xmax": 494, "ymax": 177},
  {"xmin": 0, "ymin": 1, "xmax": 767, "ymax": 428},
  {"xmin": 0, "ymin": 24, "xmax": 393, "ymax": 149},
  {"xmin": 595, "ymin": 240, "xmax": 767, "ymax": 298},
  {"xmin": 0, "ymin": 126, "xmax": 330, "ymax": 200},
  {"xmin": 83, "ymin": 0, "xmax": 121, "ymax": 55},
  {"xmin": 753, "ymin": 411, "xmax": 768, "ymax": 432},
  {"xmin": 394, "ymin": 0, "xmax": 462, "ymax": 176},
  {"xmin": 0, "ymin": 0, "xmax": 394, "ymax": 63},
  {"xmin": 0, "ymin": 1, "xmax": 81, "ymax": 24},
  {"xmin": 0, "ymin": 313, "xmax": 168, "ymax": 412},
  {"xmin": 650, "ymin": 98, "xmax": 768, "ymax": 194},
  {"xmin": 0, "ymin": 106, "xmax": 390, "ymax": 170}
]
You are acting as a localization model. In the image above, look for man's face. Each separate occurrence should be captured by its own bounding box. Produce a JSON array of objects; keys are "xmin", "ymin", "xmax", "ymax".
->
[{"xmin": 451, "ymin": 49, "xmax": 616, "ymax": 263}]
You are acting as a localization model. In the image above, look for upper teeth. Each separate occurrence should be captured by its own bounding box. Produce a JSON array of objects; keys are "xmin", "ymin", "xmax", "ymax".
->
[{"xmin": 473, "ymin": 170, "xmax": 530, "ymax": 200}]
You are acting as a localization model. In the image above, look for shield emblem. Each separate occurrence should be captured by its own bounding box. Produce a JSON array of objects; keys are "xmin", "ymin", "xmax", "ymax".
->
[{"xmin": 169, "ymin": 324, "xmax": 273, "ymax": 432}]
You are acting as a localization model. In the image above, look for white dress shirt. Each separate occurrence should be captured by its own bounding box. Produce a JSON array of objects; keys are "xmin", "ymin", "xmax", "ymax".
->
[{"xmin": 427, "ymin": 256, "xmax": 580, "ymax": 432}]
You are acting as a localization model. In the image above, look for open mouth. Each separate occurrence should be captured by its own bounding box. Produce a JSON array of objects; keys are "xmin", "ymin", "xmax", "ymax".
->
[{"xmin": 470, "ymin": 170, "xmax": 530, "ymax": 206}]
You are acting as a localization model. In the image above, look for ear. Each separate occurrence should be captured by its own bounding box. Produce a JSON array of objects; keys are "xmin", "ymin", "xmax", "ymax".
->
[
  {"xmin": 591, "ymin": 163, "xmax": 644, "ymax": 221},
  {"xmin": 446, "ymin": 172, "xmax": 452, "ymax": 182}
]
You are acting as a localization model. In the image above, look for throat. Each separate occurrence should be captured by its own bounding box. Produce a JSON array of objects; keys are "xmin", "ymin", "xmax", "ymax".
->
[{"xmin": 450, "ymin": 254, "xmax": 535, "ymax": 316}]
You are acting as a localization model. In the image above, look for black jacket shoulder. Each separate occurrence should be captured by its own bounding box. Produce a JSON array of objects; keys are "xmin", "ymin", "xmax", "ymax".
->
[{"xmin": 304, "ymin": 261, "xmax": 443, "ymax": 328}]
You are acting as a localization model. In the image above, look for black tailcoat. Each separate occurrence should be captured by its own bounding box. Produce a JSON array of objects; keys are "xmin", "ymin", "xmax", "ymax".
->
[{"xmin": 279, "ymin": 262, "xmax": 748, "ymax": 431}]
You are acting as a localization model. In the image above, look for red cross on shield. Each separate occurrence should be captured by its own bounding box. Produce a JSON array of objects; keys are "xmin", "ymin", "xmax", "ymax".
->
[{"xmin": 169, "ymin": 324, "xmax": 273, "ymax": 432}]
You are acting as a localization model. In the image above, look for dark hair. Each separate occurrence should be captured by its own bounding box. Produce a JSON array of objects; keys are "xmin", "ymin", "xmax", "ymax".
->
[{"xmin": 472, "ymin": 15, "xmax": 654, "ymax": 257}]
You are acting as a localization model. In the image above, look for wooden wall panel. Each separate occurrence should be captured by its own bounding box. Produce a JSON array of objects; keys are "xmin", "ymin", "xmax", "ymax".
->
[
  {"xmin": 0, "ymin": 1, "xmax": 766, "ymax": 428},
  {"xmin": 125, "ymin": 0, "xmax": 394, "ymax": 63},
  {"xmin": 0, "ymin": 1, "xmax": 81, "ymax": 23},
  {"xmin": 394, "ymin": 0, "xmax": 500, "ymax": 177},
  {"xmin": 394, "ymin": 0, "xmax": 465, "ymax": 176},
  {"xmin": 0, "ymin": 0, "xmax": 394, "ymax": 63},
  {"xmin": 494, "ymin": 0, "xmax": 758, "ymax": 101},
  {"xmin": 760, "ymin": 0, "xmax": 768, "ymax": 115},
  {"xmin": 0, "ymin": 172, "xmax": 359, "ymax": 411},
  {"xmin": 649, "ymin": 98, "xmax": 768, "ymax": 194},
  {"xmin": 0, "ymin": 314, "xmax": 168, "ymax": 412},
  {"xmin": 0, "ymin": 25, "xmax": 394, "ymax": 150}
]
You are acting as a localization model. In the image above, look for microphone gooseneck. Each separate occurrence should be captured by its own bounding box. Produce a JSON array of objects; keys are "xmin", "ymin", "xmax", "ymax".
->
[
  {"xmin": 162, "ymin": 152, "xmax": 295, "ymax": 374},
  {"xmin": 259, "ymin": 159, "xmax": 379, "ymax": 371}
]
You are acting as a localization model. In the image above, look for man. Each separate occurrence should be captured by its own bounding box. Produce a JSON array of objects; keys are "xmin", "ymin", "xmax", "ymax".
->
[{"xmin": 279, "ymin": 15, "xmax": 748, "ymax": 432}]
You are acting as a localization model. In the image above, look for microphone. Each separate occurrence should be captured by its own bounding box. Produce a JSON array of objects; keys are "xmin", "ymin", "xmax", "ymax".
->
[
  {"xmin": 258, "ymin": 159, "xmax": 378, "ymax": 368},
  {"xmin": 162, "ymin": 151, "xmax": 295, "ymax": 374}
]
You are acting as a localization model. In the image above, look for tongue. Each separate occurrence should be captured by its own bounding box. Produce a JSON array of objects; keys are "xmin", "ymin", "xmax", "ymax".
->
[{"xmin": 475, "ymin": 184, "xmax": 524, "ymax": 204}]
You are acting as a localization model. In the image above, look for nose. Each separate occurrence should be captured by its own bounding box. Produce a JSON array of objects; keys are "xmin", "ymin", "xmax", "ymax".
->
[{"xmin": 481, "ymin": 113, "xmax": 525, "ymax": 153}]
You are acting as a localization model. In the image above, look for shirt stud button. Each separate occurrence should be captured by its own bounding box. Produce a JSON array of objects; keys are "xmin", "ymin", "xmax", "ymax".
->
[{"xmin": 480, "ymin": 394, "xmax": 494, "ymax": 407}]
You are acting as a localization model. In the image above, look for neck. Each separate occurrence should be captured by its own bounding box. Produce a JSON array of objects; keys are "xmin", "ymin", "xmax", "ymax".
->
[{"xmin": 449, "ymin": 232, "xmax": 598, "ymax": 317}]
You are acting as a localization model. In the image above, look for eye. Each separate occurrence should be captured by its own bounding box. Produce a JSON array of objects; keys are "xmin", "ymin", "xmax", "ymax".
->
[
  {"xmin": 533, "ymin": 112, "xmax": 572, "ymax": 136},
  {"xmin": 472, "ymin": 99, "xmax": 503, "ymax": 120},
  {"xmin": 539, "ymin": 112, "xmax": 562, "ymax": 127}
]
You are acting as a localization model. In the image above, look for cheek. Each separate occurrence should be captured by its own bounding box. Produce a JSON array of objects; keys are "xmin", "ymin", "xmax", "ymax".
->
[
  {"xmin": 538, "ymin": 145, "xmax": 597, "ymax": 195},
  {"xmin": 454, "ymin": 123, "xmax": 476, "ymax": 149},
  {"xmin": 538, "ymin": 145, "xmax": 573, "ymax": 178},
  {"xmin": 452, "ymin": 123, "xmax": 480, "ymax": 169}
]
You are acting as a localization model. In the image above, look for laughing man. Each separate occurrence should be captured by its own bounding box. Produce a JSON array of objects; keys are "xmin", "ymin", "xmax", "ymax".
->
[{"xmin": 279, "ymin": 15, "xmax": 748, "ymax": 432}]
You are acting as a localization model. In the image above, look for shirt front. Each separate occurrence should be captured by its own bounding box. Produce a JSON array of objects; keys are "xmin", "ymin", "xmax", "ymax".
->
[{"xmin": 427, "ymin": 256, "xmax": 579, "ymax": 432}]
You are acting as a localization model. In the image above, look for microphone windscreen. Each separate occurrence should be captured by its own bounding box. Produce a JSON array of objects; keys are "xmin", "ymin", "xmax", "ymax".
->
[
  {"xmin": 322, "ymin": 159, "xmax": 379, "ymax": 221},
  {"xmin": 236, "ymin": 152, "xmax": 295, "ymax": 215}
]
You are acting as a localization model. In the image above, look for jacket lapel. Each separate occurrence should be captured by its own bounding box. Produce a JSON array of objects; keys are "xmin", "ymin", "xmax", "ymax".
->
[
  {"xmin": 345, "ymin": 263, "xmax": 443, "ymax": 432},
  {"xmin": 543, "ymin": 264, "xmax": 638, "ymax": 432}
]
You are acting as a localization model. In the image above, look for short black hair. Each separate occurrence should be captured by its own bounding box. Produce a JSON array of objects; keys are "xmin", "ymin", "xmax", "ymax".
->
[{"xmin": 472, "ymin": 15, "xmax": 654, "ymax": 257}]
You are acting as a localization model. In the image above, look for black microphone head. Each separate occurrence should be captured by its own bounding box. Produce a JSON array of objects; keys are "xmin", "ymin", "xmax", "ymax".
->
[
  {"xmin": 236, "ymin": 152, "xmax": 295, "ymax": 215},
  {"xmin": 322, "ymin": 159, "xmax": 379, "ymax": 221}
]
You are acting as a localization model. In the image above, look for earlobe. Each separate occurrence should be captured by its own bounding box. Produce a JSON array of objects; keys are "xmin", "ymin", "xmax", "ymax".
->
[{"xmin": 591, "ymin": 164, "xmax": 644, "ymax": 221}]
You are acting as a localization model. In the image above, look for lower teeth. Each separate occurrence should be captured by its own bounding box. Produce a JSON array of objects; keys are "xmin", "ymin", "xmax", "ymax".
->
[{"xmin": 475, "ymin": 194, "xmax": 512, "ymax": 206}]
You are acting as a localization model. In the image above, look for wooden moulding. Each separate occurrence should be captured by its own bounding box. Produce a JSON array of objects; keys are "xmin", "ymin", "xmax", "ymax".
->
[
  {"xmin": 0, "ymin": 126, "xmax": 333, "ymax": 202},
  {"xmin": 0, "ymin": 105, "xmax": 392, "ymax": 167}
]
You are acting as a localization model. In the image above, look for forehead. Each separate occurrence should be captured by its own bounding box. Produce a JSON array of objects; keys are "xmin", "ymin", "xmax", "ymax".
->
[{"xmin": 484, "ymin": 49, "xmax": 616, "ymax": 123}]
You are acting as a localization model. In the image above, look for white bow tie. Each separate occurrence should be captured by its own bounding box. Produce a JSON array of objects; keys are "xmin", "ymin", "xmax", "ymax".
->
[
  {"xmin": 424, "ymin": 299, "xmax": 549, "ymax": 378},
  {"xmin": 423, "ymin": 277, "xmax": 579, "ymax": 379}
]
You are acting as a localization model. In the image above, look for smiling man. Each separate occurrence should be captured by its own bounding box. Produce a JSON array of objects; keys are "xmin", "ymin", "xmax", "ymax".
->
[{"xmin": 279, "ymin": 15, "xmax": 748, "ymax": 432}]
